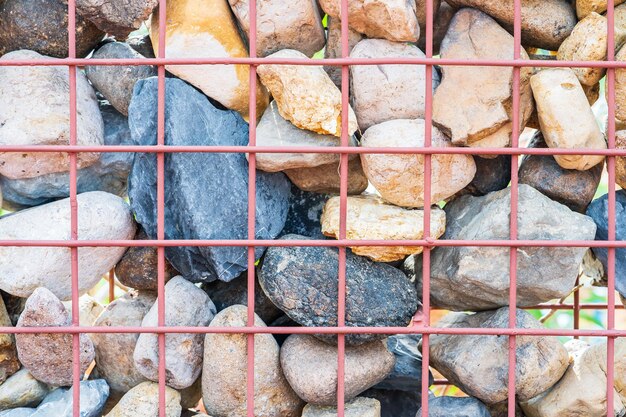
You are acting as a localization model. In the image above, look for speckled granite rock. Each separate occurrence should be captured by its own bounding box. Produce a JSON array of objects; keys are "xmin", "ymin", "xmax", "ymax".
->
[
  {"xmin": 284, "ymin": 157, "xmax": 369, "ymax": 195},
  {"xmin": 73, "ymin": 0, "xmax": 158, "ymax": 39},
  {"xmin": 577, "ymin": 0, "xmax": 626, "ymax": 18}
]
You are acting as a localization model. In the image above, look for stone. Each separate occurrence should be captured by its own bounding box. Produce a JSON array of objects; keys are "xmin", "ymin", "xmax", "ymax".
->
[
  {"xmin": 258, "ymin": 49, "xmax": 358, "ymax": 137},
  {"xmin": 302, "ymin": 397, "xmax": 382, "ymax": 417},
  {"xmin": 15, "ymin": 288, "xmax": 95, "ymax": 387},
  {"xmin": 255, "ymin": 101, "xmax": 354, "ymax": 172},
  {"xmin": 350, "ymin": 39, "xmax": 438, "ymax": 131},
  {"xmin": 284, "ymin": 157, "xmax": 369, "ymax": 195},
  {"xmin": 521, "ymin": 339, "xmax": 626, "ymax": 417},
  {"xmin": 128, "ymin": 77, "xmax": 290, "ymax": 283},
  {"xmin": 281, "ymin": 334, "xmax": 395, "ymax": 406},
  {"xmin": 0, "ymin": 192, "xmax": 136, "ymax": 300},
  {"xmin": 374, "ymin": 334, "xmax": 432, "ymax": 392},
  {"xmin": 430, "ymin": 308, "xmax": 569, "ymax": 404},
  {"xmin": 360, "ymin": 119, "xmax": 476, "ymax": 208},
  {"xmin": 202, "ymin": 305, "xmax": 303, "ymax": 417},
  {"xmin": 432, "ymin": 9, "xmax": 533, "ymax": 151},
  {"xmin": 586, "ymin": 190, "xmax": 626, "ymax": 299},
  {"xmin": 228, "ymin": 0, "xmax": 325, "ymax": 57},
  {"xmin": 324, "ymin": 17, "xmax": 364, "ymax": 88},
  {"xmin": 618, "ymin": 131, "xmax": 626, "ymax": 189},
  {"xmin": 0, "ymin": 368, "xmax": 50, "ymax": 411},
  {"xmin": 530, "ymin": 68, "xmax": 606, "ymax": 170},
  {"xmin": 0, "ymin": 104, "xmax": 133, "ymax": 208},
  {"xmin": 86, "ymin": 41, "xmax": 157, "ymax": 116},
  {"xmin": 73, "ymin": 0, "xmax": 158, "ymax": 39},
  {"xmin": 150, "ymin": 0, "xmax": 268, "ymax": 120},
  {"xmin": 258, "ymin": 234, "xmax": 419, "ymax": 345},
  {"xmin": 519, "ymin": 131, "xmax": 603, "ymax": 213},
  {"xmin": 134, "ymin": 277, "xmax": 216, "ymax": 390},
  {"xmin": 416, "ymin": 0, "xmax": 442, "ymax": 38},
  {"xmin": 62, "ymin": 294, "xmax": 103, "ymax": 326},
  {"xmin": 318, "ymin": 0, "xmax": 419, "ymax": 42},
  {"xmin": 321, "ymin": 194, "xmax": 447, "ymax": 262},
  {"xmin": 417, "ymin": 396, "xmax": 492, "ymax": 417},
  {"xmin": 280, "ymin": 185, "xmax": 329, "ymax": 239},
  {"xmin": 462, "ymin": 155, "xmax": 511, "ymax": 197},
  {"xmin": 577, "ymin": 0, "xmax": 626, "ymax": 18},
  {"xmin": 0, "ymin": 50, "xmax": 104, "ymax": 180},
  {"xmin": 179, "ymin": 375, "xmax": 202, "ymax": 410},
  {"xmin": 445, "ymin": 0, "xmax": 576, "ymax": 50},
  {"xmin": 128, "ymin": 35, "xmax": 155, "ymax": 58},
  {"xmin": 91, "ymin": 291, "xmax": 156, "ymax": 396},
  {"xmin": 615, "ymin": 45, "xmax": 626, "ymax": 127},
  {"xmin": 417, "ymin": 1, "xmax": 455, "ymax": 55},
  {"xmin": 114, "ymin": 226, "xmax": 177, "ymax": 291},
  {"xmin": 0, "ymin": 0, "xmax": 104, "ymax": 58},
  {"xmin": 405, "ymin": 185, "xmax": 597, "ymax": 311},
  {"xmin": 0, "ymin": 292, "xmax": 25, "ymax": 327},
  {"xmin": 0, "ymin": 297, "xmax": 18, "ymax": 385},
  {"xmin": 106, "ymin": 382, "xmax": 181, "ymax": 417},
  {"xmin": 361, "ymin": 388, "xmax": 422, "ymax": 417}
]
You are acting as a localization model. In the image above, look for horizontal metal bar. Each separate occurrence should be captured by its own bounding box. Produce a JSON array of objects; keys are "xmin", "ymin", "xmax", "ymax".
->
[{"xmin": 522, "ymin": 303, "xmax": 625, "ymax": 310}]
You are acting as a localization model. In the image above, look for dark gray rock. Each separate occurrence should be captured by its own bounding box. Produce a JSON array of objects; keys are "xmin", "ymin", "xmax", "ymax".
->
[
  {"xmin": 463, "ymin": 155, "xmax": 511, "ymax": 197},
  {"xmin": 1, "ymin": 104, "xmax": 133, "ymax": 208},
  {"xmin": 128, "ymin": 77, "xmax": 291, "ymax": 283},
  {"xmin": 374, "ymin": 334, "xmax": 433, "ymax": 392},
  {"xmin": 280, "ymin": 185, "xmax": 330, "ymax": 239},
  {"xmin": 86, "ymin": 42, "xmax": 157, "ymax": 116},
  {"xmin": 128, "ymin": 35, "xmax": 155, "ymax": 58},
  {"xmin": 258, "ymin": 234, "xmax": 420, "ymax": 346},
  {"xmin": 586, "ymin": 190, "xmax": 626, "ymax": 299},
  {"xmin": 361, "ymin": 388, "xmax": 422, "ymax": 417},
  {"xmin": 417, "ymin": 396, "xmax": 492, "ymax": 417}
]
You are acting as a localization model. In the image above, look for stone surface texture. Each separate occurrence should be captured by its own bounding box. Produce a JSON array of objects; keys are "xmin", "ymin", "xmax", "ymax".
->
[
  {"xmin": 616, "ymin": 44, "xmax": 626, "ymax": 127},
  {"xmin": 74, "ymin": 0, "xmax": 158, "ymax": 39},
  {"xmin": 324, "ymin": 17, "xmax": 364, "ymax": 87},
  {"xmin": 617, "ymin": 130, "xmax": 626, "ymax": 189},
  {"xmin": 0, "ymin": 368, "xmax": 50, "ymax": 411},
  {"xmin": 462, "ymin": 155, "xmax": 511, "ymax": 197},
  {"xmin": 361, "ymin": 388, "xmax": 422, "ymax": 417},
  {"xmin": 284, "ymin": 157, "xmax": 369, "ymax": 195},
  {"xmin": 280, "ymin": 185, "xmax": 329, "ymax": 239},
  {"xmin": 301, "ymin": 397, "xmax": 381, "ymax": 417},
  {"xmin": 577, "ymin": 0, "xmax": 626, "ymax": 18},
  {"xmin": 417, "ymin": 0, "xmax": 454, "ymax": 54},
  {"xmin": 0, "ymin": 297, "xmax": 18, "ymax": 385},
  {"xmin": 375, "ymin": 334, "xmax": 432, "ymax": 392},
  {"xmin": 106, "ymin": 382, "xmax": 181, "ymax": 417},
  {"xmin": 62, "ymin": 294, "xmax": 103, "ymax": 327},
  {"xmin": 418, "ymin": 396, "xmax": 492, "ymax": 417}
]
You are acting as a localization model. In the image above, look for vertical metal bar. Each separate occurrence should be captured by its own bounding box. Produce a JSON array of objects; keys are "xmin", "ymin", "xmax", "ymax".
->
[
  {"xmin": 573, "ymin": 276, "xmax": 580, "ymax": 339},
  {"xmin": 108, "ymin": 269, "xmax": 115, "ymax": 303}
]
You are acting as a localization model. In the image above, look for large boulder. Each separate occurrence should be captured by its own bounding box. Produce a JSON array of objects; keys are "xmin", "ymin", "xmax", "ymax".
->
[{"xmin": 73, "ymin": 0, "xmax": 158, "ymax": 39}]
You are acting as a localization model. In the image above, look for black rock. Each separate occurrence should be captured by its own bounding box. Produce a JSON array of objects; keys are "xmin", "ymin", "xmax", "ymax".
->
[
  {"xmin": 128, "ymin": 77, "xmax": 291, "ymax": 283},
  {"xmin": 280, "ymin": 185, "xmax": 330, "ymax": 239},
  {"xmin": 361, "ymin": 388, "xmax": 423, "ymax": 417},
  {"xmin": 374, "ymin": 334, "xmax": 433, "ymax": 392},
  {"xmin": 258, "ymin": 234, "xmax": 420, "ymax": 346},
  {"xmin": 417, "ymin": 396, "xmax": 492, "ymax": 417},
  {"xmin": 586, "ymin": 191, "xmax": 626, "ymax": 299},
  {"xmin": 464, "ymin": 155, "xmax": 511, "ymax": 197}
]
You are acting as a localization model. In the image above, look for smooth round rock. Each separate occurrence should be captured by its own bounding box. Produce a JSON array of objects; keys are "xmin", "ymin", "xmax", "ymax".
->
[
  {"xmin": 284, "ymin": 157, "xmax": 369, "ymax": 196},
  {"xmin": 0, "ymin": 368, "xmax": 50, "ymax": 411},
  {"xmin": 106, "ymin": 382, "xmax": 181, "ymax": 417},
  {"xmin": 615, "ymin": 130, "xmax": 626, "ymax": 189}
]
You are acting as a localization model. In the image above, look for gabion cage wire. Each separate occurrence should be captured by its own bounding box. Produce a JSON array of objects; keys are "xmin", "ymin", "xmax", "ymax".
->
[{"xmin": 0, "ymin": 0, "xmax": 625, "ymax": 416}]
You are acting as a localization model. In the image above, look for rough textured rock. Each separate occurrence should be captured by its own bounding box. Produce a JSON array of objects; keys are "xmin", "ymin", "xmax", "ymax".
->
[
  {"xmin": 106, "ymin": 382, "xmax": 181, "ymax": 417},
  {"xmin": 284, "ymin": 157, "xmax": 369, "ymax": 195},
  {"xmin": 318, "ymin": 0, "xmax": 419, "ymax": 42},
  {"xmin": 361, "ymin": 388, "xmax": 422, "ymax": 417},
  {"xmin": 374, "ymin": 334, "xmax": 432, "ymax": 392},
  {"xmin": 302, "ymin": 397, "xmax": 382, "ymax": 417},
  {"xmin": 258, "ymin": 49, "xmax": 358, "ymax": 137},
  {"xmin": 445, "ymin": 0, "xmax": 576, "ymax": 50},
  {"xmin": 324, "ymin": 17, "xmax": 364, "ymax": 88},
  {"xmin": 433, "ymin": 9, "xmax": 533, "ymax": 151},
  {"xmin": 519, "ymin": 132, "xmax": 603, "ymax": 213},
  {"xmin": 74, "ymin": 0, "xmax": 158, "ymax": 39},
  {"xmin": 577, "ymin": 0, "xmax": 626, "ymax": 18},
  {"xmin": 86, "ymin": 42, "xmax": 157, "ymax": 116},
  {"xmin": 228, "ymin": 0, "xmax": 325, "ymax": 57},
  {"xmin": 462, "ymin": 155, "xmax": 511, "ymax": 197},
  {"xmin": 150, "ymin": 0, "xmax": 268, "ymax": 120},
  {"xmin": 430, "ymin": 308, "xmax": 570, "ymax": 404},
  {"xmin": 0, "ymin": 104, "xmax": 133, "ymax": 208},
  {"xmin": 259, "ymin": 234, "xmax": 419, "ymax": 345},
  {"xmin": 280, "ymin": 185, "xmax": 329, "ymax": 239},
  {"xmin": 134, "ymin": 277, "xmax": 216, "ymax": 390},
  {"xmin": 0, "ymin": 192, "xmax": 135, "ymax": 300},
  {"xmin": 530, "ymin": 68, "xmax": 606, "ymax": 170},
  {"xmin": 15, "ymin": 288, "xmax": 95, "ymax": 386},
  {"xmin": 0, "ymin": 0, "xmax": 104, "ymax": 58},
  {"xmin": 321, "ymin": 194, "xmax": 446, "ymax": 262},
  {"xmin": 128, "ymin": 77, "xmax": 290, "ymax": 283},
  {"xmin": 418, "ymin": 396, "xmax": 492, "ymax": 417},
  {"xmin": 350, "ymin": 39, "xmax": 438, "ymax": 131},
  {"xmin": 361, "ymin": 119, "xmax": 476, "ymax": 208},
  {"xmin": 586, "ymin": 190, "xmax": 626, "ymax": 299},
  {"xmin": 62, "ymin": 294, "xmax": 103, "ymax": 327},
  {"xmin": 202, "ymin": 305, "xmax": 303, "ymax": 417},
  {"xmin": 417, "ymin": 1, "xmax": 455, "ymax": 54},
  {"xmin": 0, "ymin": 297, "xmax": 18, "ymax": 385},
  {"xmin": 522, "ymin": 339, "xmax": 626, "ymax": 417},
  {"xmin": 255, "ymin": 101, "xmax": 354, "ymax": 172},
  {"xmin": 0, "ymin": 368, "xmax": 50, "ymax": 411},
  {"xmin": 114, "ymin": 226, "xmax": 177, "ymax": 291},
  {"xmin": 406, "ymin": 185, "xmax": 597, "ymax": 311},
  {"xmin": 616, "ymin": 44, "xmax": 626, "ymax": 127},
  {"xmin": 617, "ymin": 131, "xmax": 626, "ymax": 189},
  {"xmin": 91, "ymin": 291, "xmax": 155, "ymax": 395},
  {"xmin": 0, "ymin": 50, "xmax": 104, "ymax": 180},
  {"xmin": 281, "ymin": 334, "xmax": 395, "ymax": 405}
]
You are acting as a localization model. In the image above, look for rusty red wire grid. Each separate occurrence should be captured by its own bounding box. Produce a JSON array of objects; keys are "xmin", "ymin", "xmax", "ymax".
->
[{"xmin": 0, "ymin": 0, "xmax": 625, "ymax": 416}]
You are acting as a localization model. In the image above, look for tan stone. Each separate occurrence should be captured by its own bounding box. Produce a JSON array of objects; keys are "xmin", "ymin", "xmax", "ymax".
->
[
  {"xmin": 150, "ymin": 0, "xmax": 269, "ymax": 121},
  {"xmin": 318, "ymin": 0, "xmax": 419, "ymax": 42},
  {"xmin": 445, "ymin": 0, "xmax": 576, "ymax": 50},
  {"xmin": 360, "ymin": 119, "xmax": 476, "ymax": 208},
  {"xmin": 324, "ymin": 16, "xmax": 364, "ymax": 88},
  {"xmin": 613, "ymin": 131, "xmax": 626, "ymax": 189},
  {"xmin": 577, "ymin": 0, "xmax": 626, "ymax": 18},
  {"xmin": 521, "ymin": 339, "xmax": 626, "ymax": 417},
  {"xmin": 320, "ymin": 194, "xmax": 446, "ymax": 262},
  {"xmin": 302, "ymin": 397, "xmax": 381, "ymax": 417},
  {"xmin": 0, "ymin": 297, "xmax": 19, "ymax": 385},
  {"xmin": 62, "ymin": 294, "xmax": 103, "ymax": 327},
  {"xmin": 614, "ymin": 42, "xmax": 626, "ymax": 126},
  {"xmin": 284, "ymin": 157, "xmax": 369, "ymax": 195},
  {"xmin": 106, "ymin": 381, "xmax": 181, "ymax": 417},
  {"xmin": 228, "ymin": 0, "xmax": 325, "ymax": 57},
  {"xmin": 258, "ymin": 49, "xmax": 358, "ymax": 137},
  {"xmin": 432, "ymin": 9, "xmax": 534, "ymax": 151},
  {"xmin": 530, "ymin": 68, "xmax": 606, "ymax": 170}
]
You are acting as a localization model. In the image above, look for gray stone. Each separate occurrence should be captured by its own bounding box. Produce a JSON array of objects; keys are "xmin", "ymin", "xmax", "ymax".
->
[
  {"xmin": 258, "ymin": 234, "xmax": 419, "ymax": 346},
  {"xmin": 462, "ymin": 155, "xmax": 511, "ymax": 197},
  {"xmin": 430, "ymin": 308, "xmax": 570, "ymax": 404},
  {"xmin": 73, "ymin": 0, "xmax": 158, "ymax": 39},
  {"xmin": 279, "ymin": 185, "xmax": 329, "ymax": 239},
  {"xmin": 0, "ymin": 369, "xmax": 50, "ymax": 411},
  {"xmin": 374, "ymin": 334, "xmax": 433, "ymax": 392},
  {"xmin": 417, "ymin": 396, "xmax": 492, "ymax": 417},
  {"xmin": 281, "ymin": 334, "xmax": 395, "ymax": 406},
  {"xmin": 302, "ymin": 397, "xmax": 381, "ymax": 417},
  {"xmin": 128, "ymin": 77, "xmax": 291, "ymax": 283},
  {"xmin": 15, "ymin": 288, "xmax": 95, "ymax": 387},
  {"xmin": 86, "ymin": 42, "xmax": 157, "ymax": 116},
  {"xmin": 405, "ymin": 185, "xmax": 597, "ymax": 311},
  {"xmin": 106, "ymin": 381, "xmax": 181, "ymax": 417}
]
